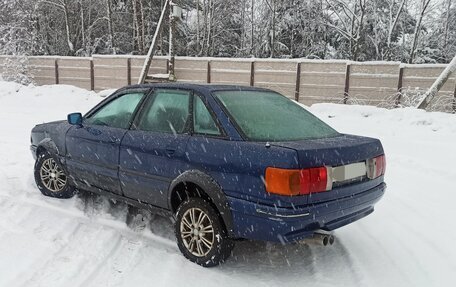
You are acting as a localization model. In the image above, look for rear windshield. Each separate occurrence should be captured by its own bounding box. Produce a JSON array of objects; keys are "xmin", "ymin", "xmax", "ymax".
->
[{"xmin": 215, "ymin": 90, "xmax": 339, "ymax": 142}]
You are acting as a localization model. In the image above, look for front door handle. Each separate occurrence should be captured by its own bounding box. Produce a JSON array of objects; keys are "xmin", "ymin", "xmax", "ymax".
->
[{"xmin": 85, "ymin": 127, "xmax": 102, "ymax": 136}]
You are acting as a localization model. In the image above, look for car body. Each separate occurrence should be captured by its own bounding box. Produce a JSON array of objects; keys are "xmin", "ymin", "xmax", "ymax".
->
[{"xmin": 30, "ymin": 83, "xmax": 386, "ymax": 266}]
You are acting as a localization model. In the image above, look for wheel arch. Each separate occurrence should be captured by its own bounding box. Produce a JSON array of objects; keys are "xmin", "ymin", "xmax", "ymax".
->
[
  {"xmin": 35, "ymin": 139, "xmax": 69, "ymax": 177},
  {"xmin": 168, "ymin": 170, "xmax": 235, "ymax": 237},
  {"xmin": 36, "ymin": 138, "xmax": 59, "ymax": 157}
]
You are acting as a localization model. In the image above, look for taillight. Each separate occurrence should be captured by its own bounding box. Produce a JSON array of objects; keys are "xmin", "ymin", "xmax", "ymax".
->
[
  {"xmin": 265, "ymin": 167, "xmax": 332, "ymax": 196},
  {"xmin": 367, "ymin": 155, "xmax": 386, "ymax": 179}
]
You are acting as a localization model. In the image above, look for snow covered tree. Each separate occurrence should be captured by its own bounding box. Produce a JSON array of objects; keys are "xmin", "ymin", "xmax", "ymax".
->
[
  {"xmin": 0, "ymin": 0, "xmax": 454, "ymax": 63},
  {"xmin": 0, "ymin": 0, "xmax": 37, "ymax": 83}
]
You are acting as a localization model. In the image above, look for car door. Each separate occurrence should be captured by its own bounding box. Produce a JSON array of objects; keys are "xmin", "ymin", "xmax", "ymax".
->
[
  {"xmin": 119, "ymin": 88, "xmax": 191, "ymax": 208},
  {"xmin": 65, "ymin": 90, "xmax": 147, "ymax": 195},
  {"xmin": 185, "ymin": 93, "xmax": 228, "ymax": 177}
]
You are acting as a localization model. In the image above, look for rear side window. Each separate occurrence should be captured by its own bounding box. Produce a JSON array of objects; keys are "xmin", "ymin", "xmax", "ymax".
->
[
  {"xmin": 85, "ymin": 92, "xmax": 144, "ymax": 129},
  {"xmin": 193, "ymin": 96, "xmax": 221, "ymax": 136},
  {"xmin": 137, "ymin": 89, "xmax": 191, "ymax": 134},
  {"xmin": 215, "ymin": 90, "xmax": 339, "ymax": 142}
]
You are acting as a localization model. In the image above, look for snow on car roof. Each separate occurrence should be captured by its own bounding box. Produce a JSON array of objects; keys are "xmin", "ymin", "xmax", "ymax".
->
[{"xmin": 124, "ymin": 82, "xmax": 273, "ymax": 93}]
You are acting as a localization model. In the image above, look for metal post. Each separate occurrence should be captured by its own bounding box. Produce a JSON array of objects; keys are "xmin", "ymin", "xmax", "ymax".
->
[
  {"xmin": 344, "ymin": 64, "xmax": 350, "ymax": 104},
  {"xmin": 295, "ymin": 62, "xmax": 301, "ymax": 102},
  {"xmin": 90, "ymin": 59, "xmax": 95, "ymax": 90},
  {"xmin": 453, "ymin": 81, "xmax": 456, "ymax": 114},
  {"xmin": 207, "ymin": 61, "xmax": 211, "ymax": 84},
  {"xmin": 127, "ymin": 58, "xmax": 131, "ymax": 86},
  {"xmin": 250, "ymin": 61, "xmax": 255, "ymax": 86},
  {"xmin": 395, "ymin": 67, "xmax": 404, "ymax": 107},
  {"xmin": 55, "ymin": 59, "xmax": 59, "ymax": 85}
]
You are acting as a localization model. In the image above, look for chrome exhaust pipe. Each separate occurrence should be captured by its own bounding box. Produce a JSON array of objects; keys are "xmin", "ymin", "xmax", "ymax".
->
[{"xmin": 302, "ymin": 233, "xmax": 335, "ymax": 247}]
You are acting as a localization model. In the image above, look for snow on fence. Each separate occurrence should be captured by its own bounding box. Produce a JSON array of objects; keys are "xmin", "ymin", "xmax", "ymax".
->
[{"xmin": 0, "ymin": 55, "xmax": 455, "ymax": 111}]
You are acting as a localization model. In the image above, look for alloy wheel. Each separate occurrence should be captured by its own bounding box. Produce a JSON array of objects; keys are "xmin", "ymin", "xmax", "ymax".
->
[
  {"xmin": 39, "ymin": 158, "xmax": 67, "ymax": 192},
  {"xmin": 180, "ymin": 207, "xmax": 215, "ymax": 257}
]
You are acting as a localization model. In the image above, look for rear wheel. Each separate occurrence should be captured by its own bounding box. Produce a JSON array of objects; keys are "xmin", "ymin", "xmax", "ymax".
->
[
  {"xmin": 34, "ymin": 152, "xmax": 75, "ymax": 198},
  {"xmin": 175, "ymin": 198, "xmax": 233, "ymax": 267}
]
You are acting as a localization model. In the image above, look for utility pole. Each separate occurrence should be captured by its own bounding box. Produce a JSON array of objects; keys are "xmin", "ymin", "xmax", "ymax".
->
[
  {"xmin": 417, "ymin": 55, "xmax": 456, "ymax": 109},
  {"xmin": 251, "ymin": 0, "xmax": 254, "ymax": 56},
  {"xmin": 138, "ymin": 0, "xmax": 171, "ymax": 84},
  {"xmin": 169, "ymin": 3, "xmax": 181, "ymax": 81}
]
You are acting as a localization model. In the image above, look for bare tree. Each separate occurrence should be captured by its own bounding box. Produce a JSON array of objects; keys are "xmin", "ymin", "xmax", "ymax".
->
[
  {"xmin": 250, "ymin": 0, "xmax": 255, "ymax": 56},
  {"xmin": 106, "ymin": 0, "xmax": 115, "ymax": 53},
  {"xmin": 132, "ymin": 0, "xmax": 146, "ymax": 53},
  {"xmin": 325, "ymin": 0, "xmax": 367, "ymax": 61},
  {"xmin": 408, "ymin": 0, "xmax": 431, "ymax": 63},
  {"xmin": 196, "ymin": 0, "xmax": 200, "ymax": 55},
  {"xmin": 386, "ymin": 0, "xmax": 406, "ymax": 60},
  {"xmin": 264, "ymin": 0, "xmax": 277, "ymax": 57},
  {"xmin": 79, "ymin": 1, "xmax": 86, "ymax": 50},
  {"xmin": 37, "ymin": 0, "xmax": 74, "ymax": 54},
  {"xmin": 442, "ymin": 0, "xmax": 452, "ymax": 62}
]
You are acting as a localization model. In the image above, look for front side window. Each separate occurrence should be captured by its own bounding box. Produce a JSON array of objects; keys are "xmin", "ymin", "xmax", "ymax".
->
[
  {"xmin": 215, "ymin": 90, "xmax": 339, "ymax": 142},
  {"xmin": 193, "ymin": 96, "xmax": 221, "ymax": 136},
  {"xmin": 85, "ymin": 92, "xmax": 144, "ymax": 129},
  {"xmin": 137, "ymin": 89, "xmax": 191, "ymax": 134}
]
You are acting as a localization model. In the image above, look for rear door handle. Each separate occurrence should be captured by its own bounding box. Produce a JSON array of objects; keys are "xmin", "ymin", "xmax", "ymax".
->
[
  {"xmin": 109, "ymin": 135, "xmax": 120, "ymax": 144},
  {"xmin": 166, "ymin": 148, "xmax": 176, "ymax": 156}
]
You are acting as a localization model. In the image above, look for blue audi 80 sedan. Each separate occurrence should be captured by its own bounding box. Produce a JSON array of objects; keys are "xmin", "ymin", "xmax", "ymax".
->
[{"xmin": 30, "ymin": 83, "xmax": 386, "ymax": 267}]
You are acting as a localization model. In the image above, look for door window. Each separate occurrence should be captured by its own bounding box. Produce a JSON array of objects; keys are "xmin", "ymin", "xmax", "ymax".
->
[
  {"xmin": 137, "ymin": 89, "xmax": 191, "ymax": 134},
  {"xmin": 85, "ymin": 92, "xmax": 144, "ymax": 129},
  {"xmin": 193, "ymin": 96, "xmax": 221, "ymax": 136}
]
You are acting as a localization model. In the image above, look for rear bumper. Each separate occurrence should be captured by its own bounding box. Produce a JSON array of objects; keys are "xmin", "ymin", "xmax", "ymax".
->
[{"xmin": 228, "ymin": 182, "xmax": 386, "ymax": 243}]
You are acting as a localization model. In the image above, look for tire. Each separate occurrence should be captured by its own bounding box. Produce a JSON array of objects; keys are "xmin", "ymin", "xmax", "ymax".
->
[
  {"xmin": 34, "ymin": 151, "xmax": 75, "ymax": 199},
  {"xmin": 175, "ymin": 198, "xmax": 234, "ymax": 267}
]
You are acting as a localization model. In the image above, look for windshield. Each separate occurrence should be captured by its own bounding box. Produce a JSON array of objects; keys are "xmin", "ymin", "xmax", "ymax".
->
[{"xmin": 215, "ymin": 90, "xmax": 339, "ymax": 142}]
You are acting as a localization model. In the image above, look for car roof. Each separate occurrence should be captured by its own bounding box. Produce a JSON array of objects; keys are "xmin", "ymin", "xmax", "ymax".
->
[{"xmin": 123, "ymin": 83, "xmax": 273, "ymax": 94}]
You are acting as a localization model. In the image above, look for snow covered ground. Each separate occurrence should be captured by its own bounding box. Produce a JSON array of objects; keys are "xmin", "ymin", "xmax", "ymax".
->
[{"xmin": 0, "ymin": 81, "xmax": 455, "ymax": 287}]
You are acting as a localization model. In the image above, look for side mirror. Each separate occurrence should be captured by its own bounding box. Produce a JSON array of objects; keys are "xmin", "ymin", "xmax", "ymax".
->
[{"xmin": 67, "ymin": 113, "xmax": 83, "ymax": 126}]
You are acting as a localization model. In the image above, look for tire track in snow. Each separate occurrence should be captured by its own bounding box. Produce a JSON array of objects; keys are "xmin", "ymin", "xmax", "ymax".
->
[
  {"xmin": 73, "ymin": 232, "xmax": 124, "ymax": 287},
  {"xmin": 390, "ymin": 154, "xmax": 456, "ymax": 181},
  {"xmin": 295, "ymin": 238, "xmax": 366, "ymax": 286},
  {"xmin": 300, "ymin": 243, "xmax": 319, "ymax": 281},
  {"xmin": 0, "ymin": 191, "xmax": 177, "ymax": 250},
  {"xmin": 0, "ymin": 202, "xmax": 35, "ymax": 237},
  {"xmin": 12, "ymin": 222, "xmax": 83, "ymax": 287},
  {"xmin": 19, "ymin": 224, "xmax": 121, "ymax": 287},
  {"xmin": 81, "ymin": 236, "xmax": 144, "ymax": 287},
  {"xmin": 386, "ymin": 199, "xmax": 456, "ymax": 271},
  {"xmin": 0, "ymin": 189, "xmax": 181, "ymax": 287},
  {"xmin": 346, "ymin": 221, "xmax": 416, "ymax": 286},
  {"xmin": 322, "ymin": 239, "xmax": 366, "ymax": 286},
  {"xmin": 0, "ymin": 188, "xmax": 179, "ymax": 286}
]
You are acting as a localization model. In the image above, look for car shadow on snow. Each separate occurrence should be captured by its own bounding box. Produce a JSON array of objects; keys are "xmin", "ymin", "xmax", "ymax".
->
[{"xmin": 76, "ymin": 191, "xmax": 361, "ymax": 280}]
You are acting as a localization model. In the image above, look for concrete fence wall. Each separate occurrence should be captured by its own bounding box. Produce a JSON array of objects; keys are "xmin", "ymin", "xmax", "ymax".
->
[{"xmin": 1, "ymin": 55, "xmax": 455, "ymax": 109}]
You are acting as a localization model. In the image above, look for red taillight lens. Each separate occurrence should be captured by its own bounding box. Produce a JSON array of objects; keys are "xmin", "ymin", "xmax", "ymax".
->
[
  {"xmin": 368, "ymin": 155, "xmax": 386, "ymax": 179},
  {"xmin": 265, "ymin": 167, "xmax": 332, "ymax": 196},
  {"xmin": 299, "ymin": 167, "xmax": 329, "ymax": 195}
]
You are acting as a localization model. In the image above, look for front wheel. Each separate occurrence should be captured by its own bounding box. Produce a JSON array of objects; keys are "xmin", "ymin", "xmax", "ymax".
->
[
  {"xmin": 175, "ymin": 198, "xmax": 234, "ymax": 267},
  {"xmin": 34, "ymin": 152, "xmax": 75, "ymax": 199}
]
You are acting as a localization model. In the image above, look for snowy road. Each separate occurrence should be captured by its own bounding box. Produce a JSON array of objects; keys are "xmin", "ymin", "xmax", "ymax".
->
[{"xmin": 0, "ymin": 81, "xmax": 455, "ymax": 287}]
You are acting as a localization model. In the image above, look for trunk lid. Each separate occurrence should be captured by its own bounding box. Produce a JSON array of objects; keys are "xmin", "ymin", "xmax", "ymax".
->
[
  {"xmin": 272, "ymin": 134, "xmax": 383, "ymax": 168},
  {"xmin": 271, "ymin": 134, "xmax": 385, "ymax": 204}
]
